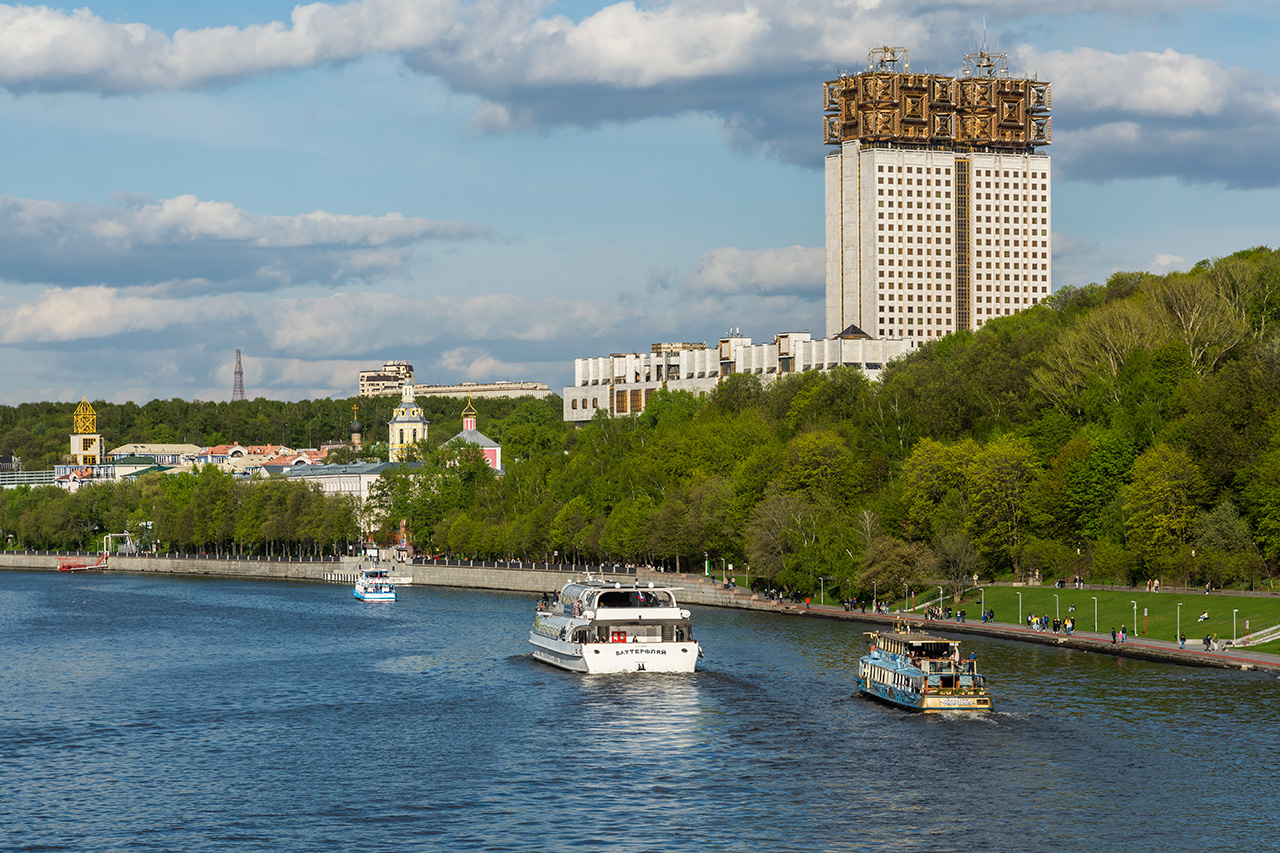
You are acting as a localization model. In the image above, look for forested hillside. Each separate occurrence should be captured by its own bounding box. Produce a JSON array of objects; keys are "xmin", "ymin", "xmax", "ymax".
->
[{"xmin": 4, "ymin": 246, "xmax": 1280, "ymax": 602}]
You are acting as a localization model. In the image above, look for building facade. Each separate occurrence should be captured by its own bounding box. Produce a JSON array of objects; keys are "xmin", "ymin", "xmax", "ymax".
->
[
  {"xmin": 562, "ymin": 332, "xmax": 913, "ymax": 423},
  {"xmin": 359, "ymin": 360, "xmax": 415, "ymax": 397},
  {"xmin": 824, "ymin": 46, "xmax": 1051, "ymax": 340}
]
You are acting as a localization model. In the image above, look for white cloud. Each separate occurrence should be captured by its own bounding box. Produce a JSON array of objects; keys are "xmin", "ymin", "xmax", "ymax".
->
[
  {"xmin": 0, "ymin": 193, "xmax": 484, "ymax": 290},
  {"xmin": 0, "ymin": 285, "xmax": 230, "ymax": 343},
  {"xmin": 684, "ymin": 245, "xmax": 824, "ymax": 296},
  {"xmin": 1149, "ymin": 253, "xmax": 1186, "ymax": 272},
  {"xmin": 0, "ymin": 2, "xmax": 1276, "ymax": 185},
  {"xmin": 1022, "ymin": 47, "xmax": 1232, "ymax": 117}
]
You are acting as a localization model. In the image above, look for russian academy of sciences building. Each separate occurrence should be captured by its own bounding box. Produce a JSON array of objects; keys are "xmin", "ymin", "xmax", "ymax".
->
[
  {"xmin": 562, "ymin": 45, "xmax": 1052, "ymax": 422},
  {"xmin": 824, "ymin": 45, "xmax": 1052, "ymax": 339}
]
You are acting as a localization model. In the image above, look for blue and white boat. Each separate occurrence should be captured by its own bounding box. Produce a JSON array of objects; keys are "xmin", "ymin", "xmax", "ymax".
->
[
  {"xmin": 856, "ymin": 626, "xmax": 992, "ymax": 712},
  {"xmin": 353, "ymin": 566, "xmax": 396, "ymax": 602}
]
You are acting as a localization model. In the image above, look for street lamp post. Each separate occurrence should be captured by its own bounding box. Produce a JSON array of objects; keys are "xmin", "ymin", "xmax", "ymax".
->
[
  {"xmin": 1091, "ymin": 596, "xmax": 1098, "ymax": 632},
  {"xmin": 903, "ymin": 582, "xmax": 909, "ymax": 613},
  {"xmin": 873, "ymin": 581, "xmax": 877, "ymax": 612},
  {"xmin": 1177, "ymin": 602, "xmax": 1183, "ymax": 644},
  {"xmin": 1054, "ymin": 593, "xmax": 1059, "ymax": 621},
  {"xmin": 979, "ymin": 588, "xmax": 985, "ymax": 618},
  {"xmin": 1234, "ymin": 609, "xmax": 1239, "ymax": 644},
  {"xmin": 937, "ymin": 586, "xmax": 944, "ymax": 611},
  {"xmin": 704, "ymin": 552, "xmax": 709, "ymax": 577},
  {"xmin": 1130, "ymin": 600, "xmax": 1137, "ymax": 637},
  {"xmin": 1017, "ymin": 591, "xmax": 1022, "ymax": 625},
  {"xmin": 819, "ymin": 576, "xmax": 826, "ymax": 607}
]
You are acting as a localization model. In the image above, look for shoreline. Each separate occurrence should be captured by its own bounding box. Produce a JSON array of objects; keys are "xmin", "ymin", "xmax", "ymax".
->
[{"xmin": 5, "ymin": 552, "xmax": 1278, "ymax": 674}]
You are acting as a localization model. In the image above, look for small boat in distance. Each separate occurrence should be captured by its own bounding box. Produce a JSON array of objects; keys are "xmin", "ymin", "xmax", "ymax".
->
[
  {"xmin": 353, "ymin": 565, "xmax": 396, "ymax": 602},
  {"xmin": 856, "ymin": 625, "xmax": 993, "ymax": 712},
  {"xmin": 529, "ymin": 578, "xmax": 701, "ymax": 673}
]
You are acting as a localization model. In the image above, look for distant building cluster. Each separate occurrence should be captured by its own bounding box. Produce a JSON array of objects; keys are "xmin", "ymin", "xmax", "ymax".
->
[
  {"xmin": 21, "ymin": 392, "xmax": 502, "ymax": 495},
  {"xmin": 358, "ymin": 360, "xmax": 553, "ymax": 400}
]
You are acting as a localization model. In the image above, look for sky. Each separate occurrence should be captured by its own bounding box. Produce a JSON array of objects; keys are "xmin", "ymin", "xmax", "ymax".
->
[{"xmin": 0, "ymin": 0, "xmax": 1277, "ymax": 405}]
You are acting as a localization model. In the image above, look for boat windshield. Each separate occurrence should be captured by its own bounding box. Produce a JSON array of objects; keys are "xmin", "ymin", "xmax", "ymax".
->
[{"xmin": 595, "ymin": 589, "xmax": 671, "ymax": 608}]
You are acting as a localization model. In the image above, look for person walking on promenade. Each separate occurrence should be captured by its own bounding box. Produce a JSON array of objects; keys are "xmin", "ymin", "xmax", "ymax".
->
[
  {"xmin": 1180, "ymin": 632, "xmax": 1186, "ymax": 650},
  {"xmin": 1111, "ymin": 628, "xmax": 1117, "ymax": 644},
  {"xmin": 1120, "ymin": 624, "xmax": 1127, "ymax": 643}
]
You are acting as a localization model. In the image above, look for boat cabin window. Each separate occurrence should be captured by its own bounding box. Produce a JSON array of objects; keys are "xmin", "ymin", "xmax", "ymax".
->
[{"xmin": 596, "ymin": 590, "xmax": 668, "ymax": 608}]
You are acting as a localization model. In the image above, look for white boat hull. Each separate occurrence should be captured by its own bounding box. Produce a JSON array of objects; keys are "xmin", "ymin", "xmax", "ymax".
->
[
  {"xmin": 354, "ymin": 589, "xmax": 396, "ymax": 601},
  {"xmin": 529, "ymin": 632, "xmax": 699, "ymax": 673}
]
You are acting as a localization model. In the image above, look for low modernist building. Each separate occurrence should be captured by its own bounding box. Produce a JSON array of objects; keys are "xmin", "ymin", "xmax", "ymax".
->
[
  {"xmin": 359, "ymin": 360, "xmax": 415, "ymax": 397},
  {"xmin": 562, "ymin": 330, "xmax": 913, "ymax": 422}
]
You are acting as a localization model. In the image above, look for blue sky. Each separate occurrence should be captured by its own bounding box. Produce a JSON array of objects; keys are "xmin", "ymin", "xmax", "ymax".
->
[{"xmin": 0, "ymin": 0, "xmax": 1276, "ymax": 405}]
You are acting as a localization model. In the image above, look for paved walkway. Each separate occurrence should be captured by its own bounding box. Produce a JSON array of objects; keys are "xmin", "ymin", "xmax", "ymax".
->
[{"xmin": 776, "ymin": 601, "xmax": 1280, "ymax": 673}]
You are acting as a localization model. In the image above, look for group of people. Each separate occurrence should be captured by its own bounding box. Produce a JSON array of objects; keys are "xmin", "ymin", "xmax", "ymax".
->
[
  {"xmin": 923, "ymin": 605, "xmax": 969, "ymax": 623},
  {"xmin": 1054, "ymin": 576, "xmax": 1087, "ymax": 589},
  {"xmin": 1029, "ymin": 613, "xmax": 1076, "ymax": 635}
]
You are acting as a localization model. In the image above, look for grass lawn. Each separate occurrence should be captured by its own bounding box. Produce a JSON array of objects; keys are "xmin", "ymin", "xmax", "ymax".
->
[{"xmin": 940, "ymin": 586, "xmax": 1280, "ymax": 649}]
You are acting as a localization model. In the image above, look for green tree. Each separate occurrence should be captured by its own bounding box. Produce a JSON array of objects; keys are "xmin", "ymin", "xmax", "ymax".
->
[{"xmin": 1124, "ymin": 443, "xmax": 1207, "ymax": 568}]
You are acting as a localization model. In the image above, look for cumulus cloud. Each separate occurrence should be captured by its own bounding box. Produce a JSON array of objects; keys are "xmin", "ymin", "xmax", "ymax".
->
[
  {"xmin": 0, "ymin": 2, "xmax": 1276, "ymax": 183},
  {"xmin": 683, "ymin": 245, "xmax": 824, "ymax": 296},
  {"xmin": 0, "ymin": 193, "xmax": 484, "ymax": 290},
  {"xmin": 0, "ymin": 284, "xmax": 231, "ymax": 343}
]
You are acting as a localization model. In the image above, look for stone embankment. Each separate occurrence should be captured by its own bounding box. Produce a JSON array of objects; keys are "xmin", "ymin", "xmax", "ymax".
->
[{"xmin": 4, "ymin": 553, "xmax": 1277, "ymax": 673}]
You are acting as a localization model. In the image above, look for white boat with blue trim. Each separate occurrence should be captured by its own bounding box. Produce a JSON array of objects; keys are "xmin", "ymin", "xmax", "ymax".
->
[
  {"xmin": 353, "ymin": 566, "xmax": 396, "ymax": 602},
  {"xmin": 530, "ymin": 579, "xmax": 701, "ymax": 673},
  {"xmin": 856, "ymin": 625, "xmax": 992, "ymax": 712}
]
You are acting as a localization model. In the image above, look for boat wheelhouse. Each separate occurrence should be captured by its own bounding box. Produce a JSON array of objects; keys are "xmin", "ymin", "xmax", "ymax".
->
[
  {"xmin": 856, "ymin": 626, "xmax": 992, "ymax": 712},
  {"xmin": 353, "ymin": 566, "xmax": 396, "ymax": 602},
  {"xmin": 529, "ymin": 579, "xmax": 701, "ymax": 673}
]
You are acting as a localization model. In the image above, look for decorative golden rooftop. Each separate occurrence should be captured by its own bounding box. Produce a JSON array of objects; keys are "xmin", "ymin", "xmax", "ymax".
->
[
  {"xmin": 823, "ymin": 45, "xmax": 1050, "ymax": 151},
  {"xmin": 73, "ymin": 398, "xmax": 97, "ymax": 435}
]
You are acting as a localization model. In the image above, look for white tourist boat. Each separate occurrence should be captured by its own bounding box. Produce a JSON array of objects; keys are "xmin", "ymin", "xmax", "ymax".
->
[
  {"xmin": 353, "ymin": 566, "xmax": 396, "ymax": 602},
  {"xmin": 529, "ymin": 579, "xmax": 701, "ymax": 673}
]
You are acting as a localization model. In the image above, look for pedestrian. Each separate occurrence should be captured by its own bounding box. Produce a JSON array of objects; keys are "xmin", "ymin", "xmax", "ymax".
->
[
  {"xmin": 1179, "ymin": 632, "xmax": 1186, "ymax": 650},
  {"xmin": 1120, "ymin": 624, "xmax": 1127, "ymax": 643},
  {"xmin": 1111, "ymin": 628, "xmax": 1117, "ymax": 644}
]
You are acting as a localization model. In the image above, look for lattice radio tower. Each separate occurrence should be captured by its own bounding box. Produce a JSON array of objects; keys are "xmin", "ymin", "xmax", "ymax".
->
[{"xmin": 232, "ymin": 349, "xmax": 246, "ymax": 401}]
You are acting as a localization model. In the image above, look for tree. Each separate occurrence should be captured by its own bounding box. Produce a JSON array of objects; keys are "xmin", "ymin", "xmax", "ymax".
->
[
  {"xmin": 857, "ymin": 535, "xmax": 933, "ymax": 602},
  {"xmin": 933, "ymin": 530, "xmax": 983, "ymax": 600},
  {"xmin": 1124, "ymin": 443, "xmax": 1207, "ymax": 568},
  {"xmin": 898, "ymin": 438, "xmax": 978, "ymax": 539},
  {"xmin": 965, "ymin": 434, "xmax": 1038, "ymax": 573}
]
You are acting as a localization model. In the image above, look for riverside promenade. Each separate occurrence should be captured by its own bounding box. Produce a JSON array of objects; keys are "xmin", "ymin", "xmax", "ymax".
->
[
  {"xmin": 5, "ymin": 551, "xmax": 1277, "ymax": 673},
  {"xmin": 645, "ymin": 570, "xmax": 1280, "ymax": 674}
]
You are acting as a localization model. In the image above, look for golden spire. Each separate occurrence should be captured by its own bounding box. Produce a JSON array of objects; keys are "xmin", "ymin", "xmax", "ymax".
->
[
  {"xmin": 73, "ymin": 398, "xmax": 97, "ymax": 434},
  {"xmin": 462, "ymin": 395, "xmax": 477, "ymax": 418}
]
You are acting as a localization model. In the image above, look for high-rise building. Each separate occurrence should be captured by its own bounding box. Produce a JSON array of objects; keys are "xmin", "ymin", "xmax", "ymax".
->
[{"xmin": 824, "ymin": 46, "xmax": 1052, "ymax": 340}]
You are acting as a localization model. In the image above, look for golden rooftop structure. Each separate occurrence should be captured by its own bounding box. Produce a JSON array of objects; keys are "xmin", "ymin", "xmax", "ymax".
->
[{"xmin": 823, "ymin": 46, "xmax": 1050, "ymax": 152}]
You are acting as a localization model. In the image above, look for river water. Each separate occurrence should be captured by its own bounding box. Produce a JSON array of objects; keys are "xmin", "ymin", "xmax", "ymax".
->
[{"xmin": 1, "ymin": 570, "xmax": 1275, "ymax": 852}]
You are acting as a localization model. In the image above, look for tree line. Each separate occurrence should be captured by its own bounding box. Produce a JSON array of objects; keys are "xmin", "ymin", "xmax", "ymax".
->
[{"xmin": 4, "ymin": 247, "xmax": 1280, "ymax": 603}]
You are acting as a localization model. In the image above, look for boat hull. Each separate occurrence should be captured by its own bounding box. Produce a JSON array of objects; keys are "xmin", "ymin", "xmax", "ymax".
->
[
  {"xmin": 529, "ymin": 632, "xmax": 699, "ymax": 673},
  {"xmin": 856, "ymin": 677, "xmax": 992, "ymax": 712},
  {"xmin": 354, "ymin": 589, "xmax": 396, "ymax": 602}
]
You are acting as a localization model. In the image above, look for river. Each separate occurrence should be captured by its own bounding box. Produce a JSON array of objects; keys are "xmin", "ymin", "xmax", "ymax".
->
[{"xmin": 1, "ymin": 570, "xmax": 1274, "ymax": 852}]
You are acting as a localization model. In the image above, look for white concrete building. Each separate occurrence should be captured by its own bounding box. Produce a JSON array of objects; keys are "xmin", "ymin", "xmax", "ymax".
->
[
  {"xmin": 825, "ymin": 146, "xmax": 1051, "ymax": 339},
  {"xmin": 562, "ymin": 332, "xmax": 914, "ymax": 422},
  {"xmin": 414, "ymin": 380, "xmax": 553, "ymax": 400},
  {"xmin": 823, "ymin": 47, "xmax": 1052, "ymax": 340}
]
